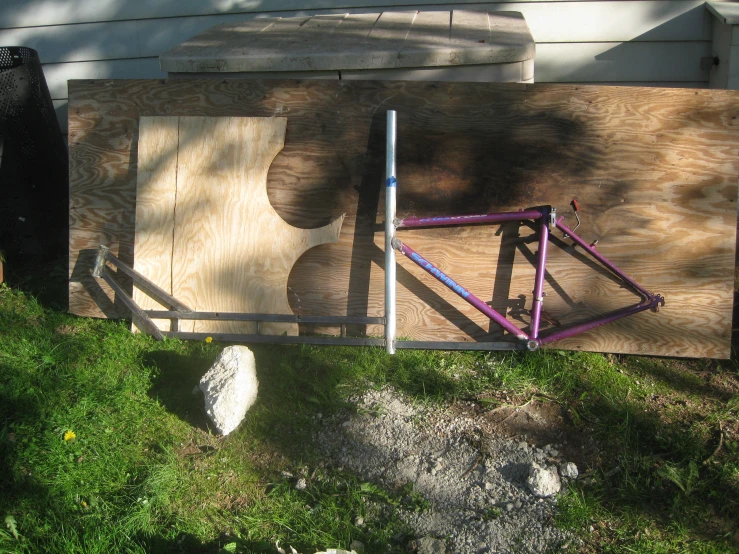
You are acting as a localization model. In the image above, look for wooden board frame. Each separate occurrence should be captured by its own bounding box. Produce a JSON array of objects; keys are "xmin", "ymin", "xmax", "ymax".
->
[{"xmin": 68, "ymin": 79, "xmax": 739, "ymax": 358}]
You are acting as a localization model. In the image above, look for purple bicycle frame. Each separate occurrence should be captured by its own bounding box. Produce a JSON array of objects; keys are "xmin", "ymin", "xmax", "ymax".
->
[{"xmin": 392, "ymin": 207, "xmax": 664, "ymax": 351}]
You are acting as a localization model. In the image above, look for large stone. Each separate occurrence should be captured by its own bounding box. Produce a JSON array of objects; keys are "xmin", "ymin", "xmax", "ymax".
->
[
  {"xmin": 199, "ymin": 346, "xmax": 259, "ymax": 435},
  {"xmin": 526, "ymin": 462, "xmax": 561, "ymax": 498}
]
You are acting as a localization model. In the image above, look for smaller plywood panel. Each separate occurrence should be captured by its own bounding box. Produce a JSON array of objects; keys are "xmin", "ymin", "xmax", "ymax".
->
[{"xmin": 133, "ymin": 116, "xmax": 344, "ymax": 335}]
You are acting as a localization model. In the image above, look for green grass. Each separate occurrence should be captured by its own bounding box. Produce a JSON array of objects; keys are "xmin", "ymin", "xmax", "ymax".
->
[
  {"xmin": 0, "ymin": 284, "xmax": 434, "ymax": 553},
  {"xmin": 1, "ymin": 282, "xmax": 738, "ymax": 553}
]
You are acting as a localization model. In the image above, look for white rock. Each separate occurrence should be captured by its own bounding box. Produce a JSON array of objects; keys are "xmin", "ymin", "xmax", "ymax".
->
[
  {"xmin": 295, "ymin": 478, "xmax": 308, "ymax": 490},
  {"xmin": 199, "ymin": 346, "xmax": 259, "ymax": 436},
  {"xmin": 559, "ymin": 462, "xmax": 579, "ymax": 480},
  {"xmin": 526, "ymin": 462, "xmax": 561, "ymax": 498}
]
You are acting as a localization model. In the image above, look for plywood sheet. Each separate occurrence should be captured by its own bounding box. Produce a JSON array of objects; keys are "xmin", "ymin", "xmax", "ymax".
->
[
  {"xmin": 68, "ymin": 79, "xmax": 739, "ymax": 358},
  {"xmin": 132, "ymin": 116, "xmax": 179, "ymax": 330},
  {"xmin": 133, "ymin": 116, "xmax": 344, "ymax": 335}
]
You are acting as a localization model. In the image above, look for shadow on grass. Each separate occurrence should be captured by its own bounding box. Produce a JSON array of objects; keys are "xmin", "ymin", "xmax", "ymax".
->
[
  {"xmin": 145, "ymin": 342, "xmax": 467, "ymax": 458},
  {"xmin": 549, "ymin": 352, "xmax": 739, "ymax": 548},
  {"xmin": 132, "ymin": 533, "xmax": 273, "ymax": 554},
  {"xmin": 145, "ymin": 350, "xmax": 218, "ymax": 433},
  {"xmin": 625, "ymin": 355, "xmax": 738, "ymax": 403},
  {"xmin": 0, "ymin": 387, "xmax": 48, "ymax": 518},
  {"xmin": 3, "ymin": 256, "xmax": 68, "ymax": 311}
]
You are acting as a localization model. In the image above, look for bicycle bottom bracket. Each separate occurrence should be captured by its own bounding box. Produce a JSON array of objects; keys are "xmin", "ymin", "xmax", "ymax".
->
[{"xmin": 526, "ymin": 339, "xmax": 540, "ymax": 351}]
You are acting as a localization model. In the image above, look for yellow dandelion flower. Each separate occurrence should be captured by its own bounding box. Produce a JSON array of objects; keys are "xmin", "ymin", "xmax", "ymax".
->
[
  {"xmin": 63, "ymin": 430, "xmax": 76, "ymax": 441},
  {"xmin": 205, "ymin": 336, "xmax": 213, "ymax": 343}
]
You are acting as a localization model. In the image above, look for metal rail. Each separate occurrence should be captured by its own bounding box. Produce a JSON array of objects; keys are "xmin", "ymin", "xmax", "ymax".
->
[
  {"xmin": 90, "ymin": 247, "xmax": 525, "ymax": 350},
  {"xmin": 145, "ymin": 311, "xmax": 384, "ymax": 325}
]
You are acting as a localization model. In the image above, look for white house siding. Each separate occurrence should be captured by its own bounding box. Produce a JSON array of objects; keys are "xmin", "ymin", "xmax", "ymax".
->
[{"xmin": 0, "ymin": 0, "xmax": 715, "ymax": 133}]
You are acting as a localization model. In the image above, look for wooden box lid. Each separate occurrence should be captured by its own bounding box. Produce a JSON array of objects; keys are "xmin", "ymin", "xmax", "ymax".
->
[{"xmin": 160, "ymin": 10, "xmax": 535, "ymax": 74}]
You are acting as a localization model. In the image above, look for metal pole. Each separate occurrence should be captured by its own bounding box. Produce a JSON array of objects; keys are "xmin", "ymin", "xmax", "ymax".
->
[
  {"xmin": 397, "ymin": 209, "xmax": 545, "ymax": 228},
  {"xmin": 163, "ymin": 332, "xmax": 386, "ymax": 347},
  {"xmin": 530, "ymin": 213, "xmax": 549, "ymax": 339},
  {"xmin": 144, "ymin": 311, "xmax": 385, "ymax": 325},
  {"xmin": 98, "ymin": 268, "xmax": 164, "ymax": 340},
  {"xmin": 385, "ymin": 110, "xmax": 397, "ymax": 354},
  {"xmin": 101, "ymin": 247, "xmax": 193, "ymax": 313},
  {"xmin": 538, "ymin": 297, "xmax": 662, "ymax": 345}
]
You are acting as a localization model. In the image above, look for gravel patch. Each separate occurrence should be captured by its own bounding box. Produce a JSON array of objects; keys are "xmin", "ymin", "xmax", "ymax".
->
[{"xmin": 314, "ymin": 387, "xmax": 579, "ymax": 553}]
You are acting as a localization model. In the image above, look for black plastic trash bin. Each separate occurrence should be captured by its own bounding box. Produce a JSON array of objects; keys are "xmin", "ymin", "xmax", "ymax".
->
[{"xmin": 0, "ymin": 46, "xmax": 68, "ymax": 264}]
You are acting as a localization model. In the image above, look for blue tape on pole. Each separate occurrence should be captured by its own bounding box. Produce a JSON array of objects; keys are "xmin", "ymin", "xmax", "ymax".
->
[{"xmin": 386, "ymin": 176, "xmax": 397, "ymax": 188}]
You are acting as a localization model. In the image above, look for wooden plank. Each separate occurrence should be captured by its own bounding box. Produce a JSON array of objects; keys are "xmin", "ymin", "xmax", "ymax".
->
[
  {"xmin": 134, "ymin": 116, "xmax": 345, "ymax": 336},
  {"xmin": 132, "ymin": 116, "xmax": 180, "ymax": 331},
  {"xmin": 68, "ymin": 79, "xmax": 739, "ymax": 358},
  {"xmin": 1, "ymin": 0, "xmax": 704, "ymax": 32},
  {"xmin": 43, "ymin": 40, "xmax": 710, "ymax": 104},
  {"xmin": 340, "ymin": 61, "xmax": 531, "ymax": 84},
  {"xmin": 6, "ymin": 2, "xmax": 707, "ymax": 67},
  {"xmin": 578, "ymin": 82, "xmax": 708, "ymax": 88}
]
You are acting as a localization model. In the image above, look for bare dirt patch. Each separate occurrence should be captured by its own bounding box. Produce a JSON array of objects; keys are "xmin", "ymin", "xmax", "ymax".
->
[{"xmin": 314, "ymin": 387, "xmax": 590, "ymax": 553}]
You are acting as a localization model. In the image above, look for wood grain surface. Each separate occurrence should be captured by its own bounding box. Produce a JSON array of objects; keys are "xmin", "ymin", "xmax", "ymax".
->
[
  {"xmin": 159, "ymin": 11, "xmax": 534, "ymax": 73},
  {"xmin": 132, "ymin": 116, "xmax": 179, "ymax": 331},
  {"xmin": 68, "ymin": 79, "xmax": 739, "ymax": 358},
  {"xmin": 133, "ymin": 115, "xmax": 344, "ymax": 335}
]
